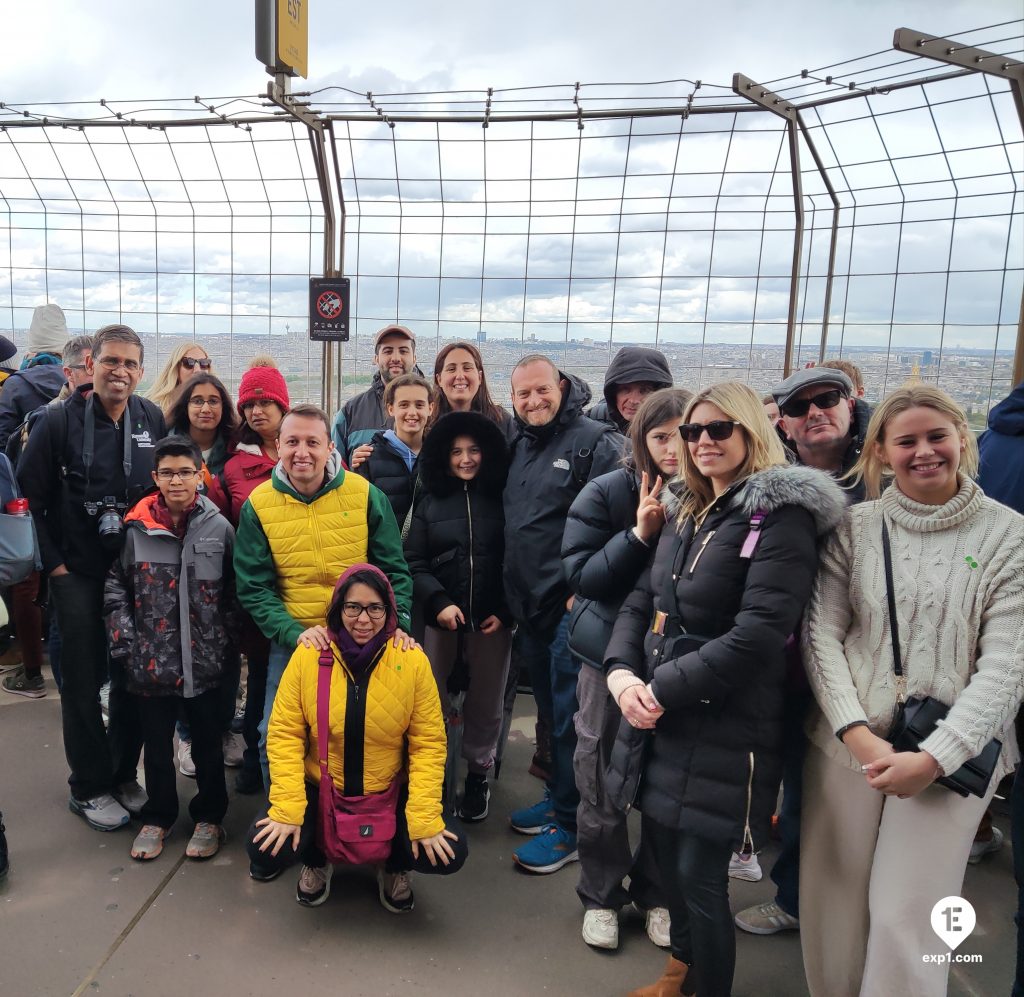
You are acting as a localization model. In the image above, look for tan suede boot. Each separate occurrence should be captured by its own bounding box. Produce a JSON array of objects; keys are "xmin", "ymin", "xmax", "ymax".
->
[{"xmin": 627, "ymin": 955, "xmax": 690, "ymax": 997}]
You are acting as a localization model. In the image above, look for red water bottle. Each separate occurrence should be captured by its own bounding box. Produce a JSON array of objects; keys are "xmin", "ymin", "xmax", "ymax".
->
[{"xmin": 5, "ymin": 498, "xmax": 29, "ymax": 516}]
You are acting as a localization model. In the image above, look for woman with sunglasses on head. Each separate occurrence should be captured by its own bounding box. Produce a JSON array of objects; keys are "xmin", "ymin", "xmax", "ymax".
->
[
  {"xmin": 221, "ymin": 357, "xmax": 291, "ymax": 794},
  {"xmin": 147, "ymin": 343, "xmax": 214, "ymax": 417},
  {"xmin": 248, "ymin": 563, "xmax": 467, "ymax": 912},
  {"xmin": 800, "ymin": 385, "xmax": 1024, "ymax": 997},
  {"xmin": 561, "ymin": 387, "xmax": 691, "ymax": 953},
  {"xmin": 167, "ymin": 373, "xmax": 237, "ymax": 517},
  {"xmin": 604, "ymin": 382, "xmax": 845, "ymax": 997}
]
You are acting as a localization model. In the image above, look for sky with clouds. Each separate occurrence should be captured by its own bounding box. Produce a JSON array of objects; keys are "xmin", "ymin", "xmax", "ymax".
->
[{"xmin": 0, "ymin": 0, "xmax": 1021, "ymax": 388}]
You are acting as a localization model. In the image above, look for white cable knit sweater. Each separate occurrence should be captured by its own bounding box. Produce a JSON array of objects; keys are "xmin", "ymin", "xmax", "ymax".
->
[{"xmin": 803, "ymin": 475, "xmax": 1024, "ymax": 782}]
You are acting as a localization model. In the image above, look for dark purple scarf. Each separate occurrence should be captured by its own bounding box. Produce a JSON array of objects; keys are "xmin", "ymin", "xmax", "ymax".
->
[{"xmin": 325, "ymin": 563, "xmax": 398, "ymax": 677}]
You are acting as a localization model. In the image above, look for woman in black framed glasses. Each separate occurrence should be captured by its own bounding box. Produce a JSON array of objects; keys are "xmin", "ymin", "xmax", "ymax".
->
[
  {"xmin": 604, "ymin": 381, "xmax": 845, "ymax": 997},
  {"xmin": 147, "ymin": 342, "xmax": 215, "ymax": 417}
]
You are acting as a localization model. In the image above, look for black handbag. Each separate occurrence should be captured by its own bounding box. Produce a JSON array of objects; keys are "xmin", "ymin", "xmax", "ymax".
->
[{"xmin": 882, "ymin": 521, "xmax": 1000, "ymax": 799}]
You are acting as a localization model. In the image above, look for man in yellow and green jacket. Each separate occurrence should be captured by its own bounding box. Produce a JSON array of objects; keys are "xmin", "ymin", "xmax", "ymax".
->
[{"xmin": 233, "ymin": 405, "xmax": 413, "ymax": 791}]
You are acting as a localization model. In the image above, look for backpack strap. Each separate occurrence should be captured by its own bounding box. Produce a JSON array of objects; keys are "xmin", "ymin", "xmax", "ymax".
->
[
  {"xmin": 739, "ymin": 509, "xmax": 768, "ymax": 559},
  {"xmin": 571, "ymin": 422, "xmax": 617, "ymax": 489},
  {"xmin": 46, "ymin": 401, "xmax": 69, "ymax": 481}
]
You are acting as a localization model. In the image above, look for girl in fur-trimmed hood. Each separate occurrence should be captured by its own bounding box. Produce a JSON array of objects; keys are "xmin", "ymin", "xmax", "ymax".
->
[{"xmin": 604, "ymin": 381, "xmax": 845, "ymax": 997}]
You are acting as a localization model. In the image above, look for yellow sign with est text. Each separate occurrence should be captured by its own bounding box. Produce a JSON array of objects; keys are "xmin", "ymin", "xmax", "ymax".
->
[{"xmin": 277, "ymin": 0, "xmax": 308, "ymax": 78}]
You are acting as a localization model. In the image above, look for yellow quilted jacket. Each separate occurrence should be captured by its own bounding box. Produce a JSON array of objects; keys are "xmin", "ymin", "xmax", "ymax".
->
[{"xmin": 266, "ymin": 640, "xmax": 447, "ymax": 841}]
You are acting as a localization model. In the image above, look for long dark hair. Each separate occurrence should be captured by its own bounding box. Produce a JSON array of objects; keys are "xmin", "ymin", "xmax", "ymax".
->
[
  {"xmin": 167, "ymin": 372, "xmax": 238, "ymax": 447},
  {"xmin": 432, "ymin": 341, "xmax": 506, "ymax": 426},
  {"xmin": 627, "ymin": 387, "xmax": 693, "ymax": 483}
]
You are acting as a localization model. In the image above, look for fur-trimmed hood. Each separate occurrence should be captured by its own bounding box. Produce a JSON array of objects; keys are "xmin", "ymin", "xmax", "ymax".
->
[
  {"xmin": 418, "ymin": 410, "xmax": 509, "ymax": 498},
  {"xmin": 665, "ymin": 463, "xmax": 847, "ymax": 536}
]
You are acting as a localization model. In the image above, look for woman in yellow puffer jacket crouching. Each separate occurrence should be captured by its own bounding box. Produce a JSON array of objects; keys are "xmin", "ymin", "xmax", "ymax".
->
[{"xmin": 247, "ymin": 563, "xmax": 467, "ymax": 912}]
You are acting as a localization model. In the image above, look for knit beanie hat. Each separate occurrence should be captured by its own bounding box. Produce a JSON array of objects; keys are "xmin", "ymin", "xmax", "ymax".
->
[
  {"xmin": 27, "ymin": 304, "xmax": 68, "ymax": 355},
  {"xmin": 0, "ymin": 335, "xmax": 17, "ymax": 372},
  {"xmin": 238, "ymin": 356, "xmax": 290, "ymax": 410}
]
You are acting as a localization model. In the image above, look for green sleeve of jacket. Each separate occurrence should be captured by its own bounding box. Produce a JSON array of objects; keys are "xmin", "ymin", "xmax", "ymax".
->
[
  {"xmin": 234, "ymin": 499, "xmax": 303, "ymax": 649},
  {"xmin": 365, "ymin": 482, "xmax": 414, "ymax": 632}
]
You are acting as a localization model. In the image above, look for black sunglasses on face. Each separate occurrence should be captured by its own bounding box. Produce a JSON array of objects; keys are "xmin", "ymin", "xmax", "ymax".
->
[
  {"xmin": 779, "ymin": 389, "xmax": 845, "ymax": 419},
  {"xmin": 678, "ymin": 420, "xmax": 741, "ymax": 444},
  {"xmin": 181, "ymin": 356, "xmax": 212, "ymax": 371}
]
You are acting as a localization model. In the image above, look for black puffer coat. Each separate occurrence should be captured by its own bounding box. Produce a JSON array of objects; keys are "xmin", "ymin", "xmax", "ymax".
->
[
  {"xmin": 604, "ymin": 464, "xmax": 846, "ymax": 851},
  {"xmin": 504, "ymin": 372, "xmax": 624, "ymax": 641},
  {"xmin": 404, "ymin": 412, "xmax": 511, "ymax": 629},
  {"xmin": 561, "ymin": 467, "xmax": 651, "ymax": 669},
  {"xmin": 356, "ymin": 430, "xmax": 418, "ymax": 527}
]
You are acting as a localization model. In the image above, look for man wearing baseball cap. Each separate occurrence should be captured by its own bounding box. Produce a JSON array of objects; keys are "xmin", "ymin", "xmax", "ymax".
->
[
  {"xmin": 734, "ymin": 362, "xmax": 870, "ymax": 939},
  {"xmin": 330, "ymin": 324, "xmax": 419, "ymax": 464}
]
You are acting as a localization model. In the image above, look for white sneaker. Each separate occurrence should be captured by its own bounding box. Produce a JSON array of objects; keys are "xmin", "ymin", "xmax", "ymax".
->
[
  {"xmin": 728, "ymin": 850, "xmax": 763, "ymax": 882},
  {"xmin": 114, "ymin": 780, "xmax": 148, "ymax": 817},
  {"xmin": 69, "ymin": 793, "xmax": 130, "ymax": 831},
  {"xmin": 968, "ymin": 825, "xmax": 1004, "ymax": 865},
  {"xmin": 222, "ymin": 732, "xmax": 244, "ymax": 768},
  {"xmin": 582, "ymin": 908, "xmax": 619, "ymax": 950},
  {"xmin": 643, "ymin": 906, "xmax": 671, "ymax": 948},
  {"xmin": 177, "ymin": 738, "xmax": 196, "ymax": 778}
]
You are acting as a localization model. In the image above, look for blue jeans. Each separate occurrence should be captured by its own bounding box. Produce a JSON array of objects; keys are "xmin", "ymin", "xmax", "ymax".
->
[
  {"xmin": 769, "ymin": 687, "xmax": 811, "ymax": 918},
  {"xmin": 1013, "ymin": 762, "xmax": 1024, "ymax": 997},
  {"xmin": 516, "ymin": 615, "xmax": 579, "ymax": 832},
  {"xmin": 258, "ymin": 642, "xmax": 294, "ymax": 790}
]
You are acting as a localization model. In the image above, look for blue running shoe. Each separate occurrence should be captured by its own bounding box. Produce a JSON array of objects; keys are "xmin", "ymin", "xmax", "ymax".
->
[
  {"xmin": 513, "ymin": 824, "xmax": 579, "ymax": 874},
  {"xmin": 509, "ymin": 791, "xmax": 555, "ymax": 834}
]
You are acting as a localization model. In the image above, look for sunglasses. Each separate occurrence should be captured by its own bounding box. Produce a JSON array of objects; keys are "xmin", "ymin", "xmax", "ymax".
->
[
  {"xmin": 779, "ymin": 389, "xmax": 846, "ymax": 419},
  {"xmin": 181, "ymin": 356, "xmax": 212, "ymax": 371},
  {"xmin": 678, "ymin": 420, "xmax": 741, "ymax": 444}
]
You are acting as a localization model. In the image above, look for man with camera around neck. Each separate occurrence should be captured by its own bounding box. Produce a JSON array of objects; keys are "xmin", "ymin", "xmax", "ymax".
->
[{"xmin": 19, "ymin": 324, "xmax": 166, "ymax": 831}]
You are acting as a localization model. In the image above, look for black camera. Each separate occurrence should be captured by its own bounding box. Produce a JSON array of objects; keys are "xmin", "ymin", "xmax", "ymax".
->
[{"xmin": 85, "ymin": 495, "xmax": 125, "ymax": 551}]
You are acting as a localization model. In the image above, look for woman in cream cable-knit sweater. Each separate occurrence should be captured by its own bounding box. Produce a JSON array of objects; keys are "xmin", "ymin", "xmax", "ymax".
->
[{"xmin": 800, "ymin": 385, "xmax": 1024, "ymax": 997}]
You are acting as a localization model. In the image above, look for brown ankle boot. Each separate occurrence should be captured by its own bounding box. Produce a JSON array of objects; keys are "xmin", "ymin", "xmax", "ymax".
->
[{"xmin": 627, "ymin": 955, "xmax": 689, "ymax": 997}]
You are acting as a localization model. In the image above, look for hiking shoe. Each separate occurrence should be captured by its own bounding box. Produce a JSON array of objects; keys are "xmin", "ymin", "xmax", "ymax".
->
[
  {"xmin": 234, "ymin": 765, "xmax": 264, "ymax": 795},
  {"xmin": 0, "ymin": 812, "xmax": 8, "ymax": 881},
  {"xmin": 968, "ymin": 825, "xmax": 1004, "ymax": 865},
  {"xmin": 509, "ymin": 791, "xmax": 556, "ymax": 834},
  {"xmin": 377, "ymin": 868, "xmax": 415, "ymax": 914},
  {"xmin": 582, "ymin": 908, "xmax": 619, "ymax": 950},
  {"xmin": 185, "ymin": 822, "xmax": 225, "ymax": 860},
  {"xmin": 296, "ymin": 864, "xmax": 332, "ymax": 907},
  {"xmin": 177, "ymin": 738, "xmax": 196, "ymax": 778},
  {"xmin": 130, "ymin": 824, "xmax": 169, "ymax": 861},
  {"xmin": 734, "ymin": 900, "xmax": 800, "ymax": 935},
  {"xmin": 513, "ymin": 824, "xmax": 579, "ymax": 874},
  {"xmin": 459, "ymin": 773, "xmax": 490, "ymax": 823},
  {"xmin": 635, "ymin": 903, "xmax": 671, "ymax": 948},
  {"xmin": 729, "ymin": 850, "xmax": 763, "ymax": 882},
  {"xmin": 69, "ymin": 793, "xmax": 130, "ymax": 831},
  {"xmin": 114, "ymin": 780, "xmax": 148, "ymax": 817},
  {"xmin": 1, "ymin": 667, "xmax": 45, "ymax": 699},
  {"xmin": 222, "ymin": 733, "xmax": 244, "ymax": 768},
  {"xmin": 249, "ymin": 859, "xmax": 282, "ymax": 883}
]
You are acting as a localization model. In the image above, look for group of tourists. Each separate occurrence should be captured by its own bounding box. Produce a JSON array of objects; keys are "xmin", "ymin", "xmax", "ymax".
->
[{"xmin": 0, "ymin": 302, "xmax": 1021, "ymax": 997}]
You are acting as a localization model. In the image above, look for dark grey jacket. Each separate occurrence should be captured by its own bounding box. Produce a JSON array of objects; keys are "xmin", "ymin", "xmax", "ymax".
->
[
  {"xmin": 604, "ymin": 464, "xmax": 845, "ymax": 851},
  {"xmin": 330, "ymin": 366, "xmax": 426, "ymax": 464},
  {"xmin": 503, "ymin": 372, "xmax": 623, "ymax": 641},
  {"xmin": 587, "ymin": 347, "xmax": 673, "ymax": 432},
  {"xmin": 104, "ymin": 494, "xmax": 238, "ymax": 698},
  {"xmin": 0, "ymin": 363, "xmax": 67, "ymax": 447}
]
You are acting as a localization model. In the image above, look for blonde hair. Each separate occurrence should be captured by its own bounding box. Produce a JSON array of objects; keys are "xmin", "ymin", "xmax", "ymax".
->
[
  {"xmin": 820, "ymin": 358, "xmax": 863, "ymax": 394},
  {"xmin": 676, "ymin": 381, "xmax": 788, "ymax": 523},
  {"xmin": 147, "ymin": 342, "xmax": 212, "ymax": 416},
  {"xmin": 850, "ymin": 385, "xmax": 978, "ymax": 499}
]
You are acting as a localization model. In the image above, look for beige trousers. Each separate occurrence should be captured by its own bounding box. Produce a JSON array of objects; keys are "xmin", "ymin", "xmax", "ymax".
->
[{"xmin": 799, "ymin": 743, "xmax": 993, "ymax": 997}]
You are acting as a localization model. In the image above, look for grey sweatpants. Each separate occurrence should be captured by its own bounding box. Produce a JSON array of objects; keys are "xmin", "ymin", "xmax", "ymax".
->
[
  {"xmin": 800, "ymin": 743, "xmax": 994, "ymax": 997},
  {"xmin": 573, "ymin": 663, "xmax": 664, "ymax": 912},
  {"xmin": 423, "ymin": 625, "xmax": 513, "ymax": 775}
]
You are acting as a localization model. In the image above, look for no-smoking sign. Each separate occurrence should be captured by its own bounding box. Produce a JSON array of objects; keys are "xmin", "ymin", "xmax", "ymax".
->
[{"xmin": 309, "ymin": 277, "xmax": 351, "ymax": 341}]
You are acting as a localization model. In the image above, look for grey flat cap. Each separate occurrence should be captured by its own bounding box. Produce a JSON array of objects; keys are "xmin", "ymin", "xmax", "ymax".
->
[{"xmin": 772, "ymin": 366, "xmax": 853, "ymax": 408}]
